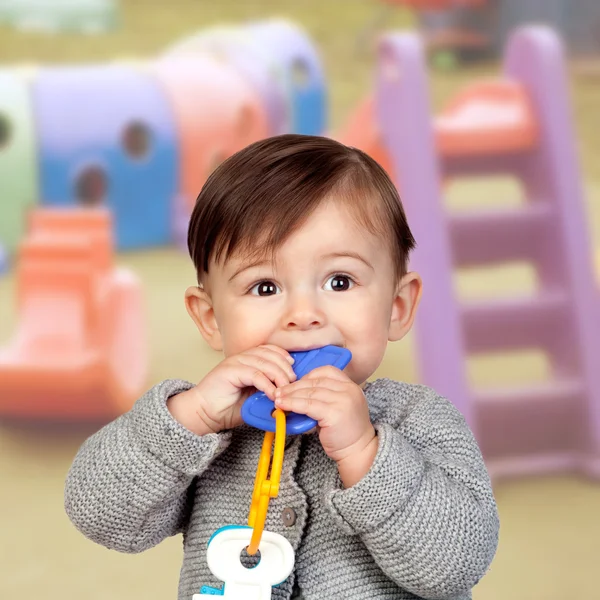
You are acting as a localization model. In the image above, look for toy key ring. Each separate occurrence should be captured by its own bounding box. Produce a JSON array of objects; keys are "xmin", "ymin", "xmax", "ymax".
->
[
  {"xmin": 195, "ymin": 348, "xmax": 353, "ymax": 597},
  {"xmin": 241, "ymin": 345, "xmax": 352, "ymax": 434},
  {"xmin": 194, "ymin": 409, "xmax": 291, "ymax": 598},
  {"xmin": 247, "ymin": 407, "xmax": 286, "ymax": 555}
]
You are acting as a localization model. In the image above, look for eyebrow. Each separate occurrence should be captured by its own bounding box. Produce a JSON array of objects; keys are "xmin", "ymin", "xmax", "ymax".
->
[
  {"xmin": 228, "ymin": 258, "xmax": 270, "ymax": 283},
  {"xmin": 320, "ymin": 251, "xmax": 374, "ymax": 270},
  {"xmin": 228, "ymin": 251, "xmax": 374, "ymax": 283}
]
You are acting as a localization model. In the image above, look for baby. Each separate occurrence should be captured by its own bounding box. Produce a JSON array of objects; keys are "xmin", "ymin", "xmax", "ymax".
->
[{"xmin": 65, "ymin": 134, "xmax": 499, "ymax": 599}]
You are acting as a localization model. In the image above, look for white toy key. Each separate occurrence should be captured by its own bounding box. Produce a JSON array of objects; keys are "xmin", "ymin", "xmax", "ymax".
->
[{"xmin": 193, "ymin": 525, "xmax": 295, "ymax": 600}]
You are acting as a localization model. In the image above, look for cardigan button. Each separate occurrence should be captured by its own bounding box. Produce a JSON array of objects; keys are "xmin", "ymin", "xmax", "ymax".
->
[{"xmin": 281, "ymin": 507, "xmax": 297, "ymax": 527}]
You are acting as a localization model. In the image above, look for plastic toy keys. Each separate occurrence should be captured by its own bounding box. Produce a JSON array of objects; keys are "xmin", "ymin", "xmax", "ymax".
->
[
  {"xmin": 247, "ymin": 407, "xmax": 286, "ymax": 555},
  {"xmin": 193, "ymin": 526, "xmax": 295, "ymax": 600},
  {"xmin": 241, "ymin": 345, "xmax": 352, "ymax": 434}
]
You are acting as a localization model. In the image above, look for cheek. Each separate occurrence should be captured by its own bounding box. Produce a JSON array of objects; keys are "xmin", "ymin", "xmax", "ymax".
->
[
  {"xmin": 340, "ymin": 297, "xmax": 391, "ymax": 340},
  {"xmin": 339, "ymin": 306, "xmax": 390, "ymax": 368},
  {"xmin": 350, "ymin": 333, "xmax": 388, "ymax": 367},
  {"xmin": 218, "ymin": 303, "xmax": 274, "ymax": 356}
]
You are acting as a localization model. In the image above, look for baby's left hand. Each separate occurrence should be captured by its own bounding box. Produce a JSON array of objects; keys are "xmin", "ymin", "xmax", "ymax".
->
[{"xmin": 274, "ymin": 366, "xmax": 377, "ymax": 470}]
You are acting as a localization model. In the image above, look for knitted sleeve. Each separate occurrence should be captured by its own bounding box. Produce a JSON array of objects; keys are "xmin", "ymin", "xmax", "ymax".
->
[
  {"xmin": 64, "ymin": 379, "xmax": 232, "ymax": 553},
  {"xmin": 324, "ymin": 380, "xmax": 499, "ymax": 599}
]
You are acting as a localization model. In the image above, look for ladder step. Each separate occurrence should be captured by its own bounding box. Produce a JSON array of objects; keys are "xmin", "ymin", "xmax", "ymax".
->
[
  {"xmin": 474, "ymin": 379, "xmax": 584, "ymax": 460},
  {"xmin": 461, "ymin": 292, "xmax": 568, "ymax": 353},
  {"xmin": 449, "ymin": 203, "xmax": 552, "ymax": 267},
  {"xmin": 474, "ymin": 378, "xmax": 582, "ymax": 405}
]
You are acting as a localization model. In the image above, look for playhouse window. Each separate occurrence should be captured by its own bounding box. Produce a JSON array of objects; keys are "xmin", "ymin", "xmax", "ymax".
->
[
  {"xmin": 75, "ymin": 165, "xmax": 108, "ymax": 207},
  {"xmin": 291, "ymin": 58, "xmax": 310, "ymax": 89},
  {"xmin": 122, "ymin": 121, "xmax": 152, "ymax": 160}
]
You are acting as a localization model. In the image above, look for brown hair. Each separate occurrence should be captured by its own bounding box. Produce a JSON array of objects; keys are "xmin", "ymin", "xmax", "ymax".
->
[{"xmin": 187, "ymin": 134, "xmax": 415, "ymax": 282}]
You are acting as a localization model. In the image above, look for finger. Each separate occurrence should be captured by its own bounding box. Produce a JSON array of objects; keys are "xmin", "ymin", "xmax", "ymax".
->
[
  {"xmin": 237, "ymin": 353, "xmax": 296, "ymax": 388},
  {"xmin": 274, "ymin": 388, "xmax": 333, "ymax": 422},
  {"xmin": 303, "ymin": 365, "xmax": 350, "ymax": 382},
  {"xmin": 279, "ymin": 376, "xmax": 346, "ymax": 395},
  {"xmin": 256, "ymin": 344, "xmax": 295, "ymax": 365},
  {"xmin": 228, "ymin": 364, "xmax": 279, "ymax": 400},
  {"xmin": 248, "ymin": 346, "xmax": 298, "ymax": 381}
]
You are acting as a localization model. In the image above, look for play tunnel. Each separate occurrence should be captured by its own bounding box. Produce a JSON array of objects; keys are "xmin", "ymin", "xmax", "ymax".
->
[
  {"xmin": 32, "ymin": 64, "xmax": 178, "ymax": 250},
  {"xmin": 165, "ymin": 26, "xmax": 287, "ymax": 137},
  {"xmin": 153, "ymin": 55, "xmax": 268, "ymax": 245},
  {"xmin": 0, "ymin": 68, "xmax": 38, "ymax": 256},
  {"xmin": 248, "ymin": 20, "xmax": 327, "ymax": 136}
]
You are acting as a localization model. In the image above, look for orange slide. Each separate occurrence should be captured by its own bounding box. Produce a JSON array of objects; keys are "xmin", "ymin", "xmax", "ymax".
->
[
  {"xmin": 338, "ymin": 95, "xmax": 396, "ymax": 178},
  {"xmin": 340, "ymin": 79, "xmax": 538, "ymax": 176},
  {"xmin": 0, "ymin": 208, "xmax": 148, "ymax": 421}
]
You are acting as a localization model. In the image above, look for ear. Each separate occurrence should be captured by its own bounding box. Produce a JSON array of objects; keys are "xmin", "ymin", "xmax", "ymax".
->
[
  {"xmin": 184, "ymin": 285, "xmax": 223, "ymax": 351},
  {"xmin": 388, "ymin": 272, "xmax": 422, "ymax": 342}
]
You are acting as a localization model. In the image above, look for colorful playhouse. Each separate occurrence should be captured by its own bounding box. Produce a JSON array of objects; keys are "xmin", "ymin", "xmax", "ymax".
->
[{"xmin": 0, "ymin": 18, "xmax": 327, "ymax": 262}]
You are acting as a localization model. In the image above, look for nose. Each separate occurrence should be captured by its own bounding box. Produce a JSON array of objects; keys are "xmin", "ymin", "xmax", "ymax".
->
[{"xmin": 283, "ymin": 293, "xmax": 325, "ymax": 331}]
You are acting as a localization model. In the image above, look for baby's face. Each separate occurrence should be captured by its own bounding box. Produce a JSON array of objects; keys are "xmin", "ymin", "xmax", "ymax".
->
[{"xmin": 201, "ymin": 198, "xmax": 409, "ymax": 385}]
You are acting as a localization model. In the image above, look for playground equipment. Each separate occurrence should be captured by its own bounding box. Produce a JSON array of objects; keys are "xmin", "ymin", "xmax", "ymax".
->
[
  {"xmin": 343, "ymin": 77, "xmax": 538, "ymax": 179},
  {"xmin": 0, "ymin": 19, "xmax": 323, "ymax": 256},
  {"xmin": 343, "ymin": 26, "xmax": 600, "ymax": 480},
  {"xmin": 0, "ymin": 208, "xmax": 147, "ymax": 420},
  {"xmin": 165, "ymin": 26, "xmax": 287, "ymax": 137},
  {"xmin": 153, "ymin": 55, "xmax": 269, "ymax": 248},
  {"xmin": 0, "ymin": 68, "xmax": 38, "ymax": 257},
  {"xmin": 248, "ymin": 20, "xmax": 327, "ymax": 136},
  {"xmin": 33, "ymin": 64, "xmax": 178, "ymax": 250},
  {"xmin": 340, "ymin": 95, "xmax": 395, "ymax": 177},
  {"xmin": 168, "ymin": 20, "xmax": 327, "ymax": 137}
]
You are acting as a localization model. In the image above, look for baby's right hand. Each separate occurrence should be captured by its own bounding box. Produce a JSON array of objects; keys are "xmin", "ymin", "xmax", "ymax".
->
[{"xmin": 167, "ymin": 345, "xmax": 296, "ymax": 436}]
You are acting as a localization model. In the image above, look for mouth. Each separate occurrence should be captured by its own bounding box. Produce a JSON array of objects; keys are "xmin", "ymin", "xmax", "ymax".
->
[{"xmin": 285, "ymin": 342, "xmax": 346, "ymax": 353}]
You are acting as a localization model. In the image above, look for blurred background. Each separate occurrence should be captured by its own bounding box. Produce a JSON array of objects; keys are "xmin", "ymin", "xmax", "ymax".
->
[{"xmin": 0, "ymin": 1, "xmax": 599, "ymax": 598}]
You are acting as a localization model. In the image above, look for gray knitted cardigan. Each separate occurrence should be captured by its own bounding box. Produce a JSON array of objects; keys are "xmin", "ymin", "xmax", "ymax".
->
[{"xmin": 65, "ymin": 378, "xmax": 499, "ymax": 599}]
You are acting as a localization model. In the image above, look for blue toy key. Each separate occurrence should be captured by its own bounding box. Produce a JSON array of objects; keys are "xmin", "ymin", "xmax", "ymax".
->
[{"xmin": 241, "ymin": 345, "xmax": 352, "ymax": 435}]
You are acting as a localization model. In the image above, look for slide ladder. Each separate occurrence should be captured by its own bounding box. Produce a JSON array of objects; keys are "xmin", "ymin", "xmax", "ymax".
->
[{"xmin": 376, "ymin": 26, "xmax": 600, "ymax": 479}]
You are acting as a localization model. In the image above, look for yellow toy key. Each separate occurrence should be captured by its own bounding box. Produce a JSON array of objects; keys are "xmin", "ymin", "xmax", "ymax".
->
[{"xmin": 247, "ymin": 408, "xmax": 286, "ymax": 555}]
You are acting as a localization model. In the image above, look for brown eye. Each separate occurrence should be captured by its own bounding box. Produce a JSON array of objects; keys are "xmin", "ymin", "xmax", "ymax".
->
[
  {"xmin": 325, "ymin": 275, "xmax": 353, "ymax": 292},
  {"xmin": 250, "ymin": 281, "xmax": 279, "ymax": 296}
]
